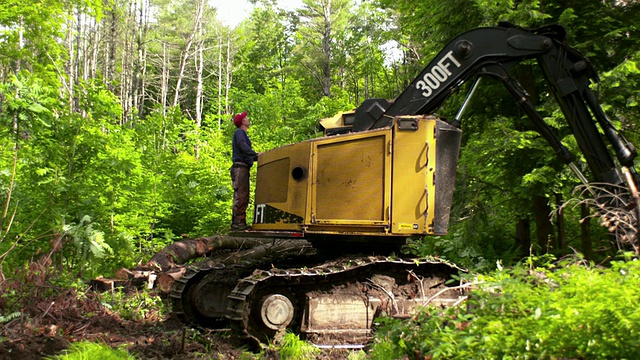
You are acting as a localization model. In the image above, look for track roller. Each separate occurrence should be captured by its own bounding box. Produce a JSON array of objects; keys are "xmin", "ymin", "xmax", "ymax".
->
[{"xmin": 260, "ymin": 294, "xmax": 295, "ymax": 331}]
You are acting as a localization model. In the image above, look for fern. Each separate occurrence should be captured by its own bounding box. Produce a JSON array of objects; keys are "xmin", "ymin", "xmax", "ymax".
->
[{"xmin": 0, "ymin": 311, "xmax": 21, "ymax": 324}]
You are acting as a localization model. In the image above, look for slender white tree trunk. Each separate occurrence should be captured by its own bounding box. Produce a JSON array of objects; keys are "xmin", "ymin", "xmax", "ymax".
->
[
  {"xmin": 225, "ymin": 30, "xmax": 231, "ymax": 116},
  {"xmin": 195, "ymin": 19, "xmax": 204, "ymax": 128},
  {"xmin": 161, "ymin": 40, "xmax": 169, "ymax": 116},
  {"xmin": 217, "ymin": 29, "xmax": 223, "ymax": 130},
  {"xmin": 173, "ymin": 0, "xmax": 205, "ymax": 107}
]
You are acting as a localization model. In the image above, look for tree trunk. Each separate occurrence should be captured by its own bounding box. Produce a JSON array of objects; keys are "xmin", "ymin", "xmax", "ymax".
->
[
  {"xmin": 194, "ymin": 9, "xmax": 204, "ymax": 159},
  {"xmin": 161, "ymin": 40, "xmax": 169, "ymax": 116},
  {"xmin": 136, "ymin": 0, "xmax": 149, "ymax": 118},
  {"xmin": 119, "ymin": 0, "xmax": 137, "ymax": 124},
  {"xmin": 533, "ymin": 195, "xmax": 555, "ymax": 253},
  {"xmin": 225, "ymin": 30, "xmax": 231, "ymax": 115},
  {"xmin": 66, "ymin": 12, "xmax": 76, "ymax": 113},
  {"xmin": 1, "ymin": 18, "xmax": 23, "ymax": 242},
  {"xmin": 108, "ymin": 3, "xmax": 117, "ymax": 85},
  {"xmin": 172, "ymin": 0, "xmax": 205, "ymax": 107},
  {"xmin": 195, "ymin": 14, "xmax": 204, "ymax": 129},
  {"xmin": 322, "ymin": 19, "xmax": 331, "ymax": 97},
  {"xmin": 90, "ymin": 17, "xmax": 99, "ymax": 79},
  {"xmin": 515, "ymin": 217, "xmax": 531, "ymax": 258},
  {"xmin": 364, "ymin": 73, "xmax": 369, "ymax": 99},
  {"xmin": 217, "ymin": 29, "xmax": 223, "ymax": 130},
  {"xmin": 555, "ymin": 193, "xmax": 567, "ymax": 251},
  {"xmin": 581, "ymin": 202, "xmax": 594, "ymax": 260}
]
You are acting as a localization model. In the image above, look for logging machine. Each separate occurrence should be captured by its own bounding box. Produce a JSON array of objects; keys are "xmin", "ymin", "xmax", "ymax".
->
[{"xmin": 170, "ymin": 23, "xmax": 638, "ymax": 346}]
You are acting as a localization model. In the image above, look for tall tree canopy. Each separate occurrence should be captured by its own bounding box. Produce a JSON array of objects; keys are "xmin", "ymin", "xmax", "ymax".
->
[{"xmin": 1, "ymin": 0, "xmax": 639, "ymax": 279}]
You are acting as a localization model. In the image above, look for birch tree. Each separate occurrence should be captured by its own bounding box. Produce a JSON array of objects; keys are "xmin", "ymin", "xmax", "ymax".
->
[{"xmin": 172, "ymin": 0, "xmax": 205, "ymax": 108}]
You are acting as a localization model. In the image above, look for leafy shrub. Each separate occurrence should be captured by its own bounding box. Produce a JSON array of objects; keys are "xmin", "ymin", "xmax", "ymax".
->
[
  {"xmin": 370, "ymin": 257, "xmax": 640, "ymax": 359},
  {"xmin": 277, "ymin": 332, "xmax": 321, "ymax": 359},
  {"xmin": 46, "ymin": 340, "xmax": 134, "ymax": 360},
  {"xmin": 100, "ymin": 288, "xmax": 169, "ymax": 322}
]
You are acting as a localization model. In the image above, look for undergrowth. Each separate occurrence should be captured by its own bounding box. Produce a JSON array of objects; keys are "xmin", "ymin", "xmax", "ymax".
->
[
  {"xmin": 46, "ymin": 341, "xmax": 134, "ymax": 360},
  {"xmin": 369, "ymin": 254, "xmax": 640, "ymax": 359},
  {"xmin": 268, "ymin": 332, "xmax": 321, "ymax": 359},
  {"xmin": 243, "ymin": 332, "xmax": 365, "ymax": 360},
  {"xmin": 100, "ymin": 288, "xmax": 170, "ymax": 321}
]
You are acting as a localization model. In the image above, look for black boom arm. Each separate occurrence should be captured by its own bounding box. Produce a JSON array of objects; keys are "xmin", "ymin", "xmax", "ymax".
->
[{"xmin": 353, "ymin": 23, "xmax": 637, "ymax": 187}]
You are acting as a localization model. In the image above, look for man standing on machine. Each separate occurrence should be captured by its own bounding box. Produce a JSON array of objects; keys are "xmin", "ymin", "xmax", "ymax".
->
[{"xmin": 230, "ymin": 111, "xmax": 260, "ymax": 231}]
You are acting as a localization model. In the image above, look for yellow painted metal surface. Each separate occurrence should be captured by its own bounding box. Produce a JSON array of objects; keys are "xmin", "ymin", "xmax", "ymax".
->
[
  {"xmin": 309, "ymin": 129, "xmax": 390, "ymax": 227},
  {"xmin": 252, "ymin": 115, "xmax": 458, "ymax": 237},
  {"xmin": 253, "ymin": 141, "xmax": 311, "ymax": 230},
  {"xmin": 391, "ymin": 118, "xmax": 437, "ymax": 234}
]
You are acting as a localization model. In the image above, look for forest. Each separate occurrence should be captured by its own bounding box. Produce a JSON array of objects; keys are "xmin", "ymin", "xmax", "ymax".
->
[{"xmin": 1, "ymin": 0, "xmax": 640, "ymax": 358}]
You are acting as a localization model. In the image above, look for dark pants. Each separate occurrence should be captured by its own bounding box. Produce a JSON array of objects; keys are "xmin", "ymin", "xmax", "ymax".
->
[{"xmin": 231, "ymin": 164, "xmax": 250, "ymax": 226}]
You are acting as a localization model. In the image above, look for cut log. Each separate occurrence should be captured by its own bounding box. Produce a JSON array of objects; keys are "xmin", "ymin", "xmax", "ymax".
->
[
  {"xmin": 145, "ymin": 235, "xmax": 273, "ymax": 272},
  {"xmin": 90, "ymin": 276, "xmax": 128, "ymax": 292},
  {"xmin": 215, "ymin": 239, "xmax": 313, "ymax": 266},
  {"xmin": 156, "ymin": 267, "xmax": 187, "ymax": 293}
]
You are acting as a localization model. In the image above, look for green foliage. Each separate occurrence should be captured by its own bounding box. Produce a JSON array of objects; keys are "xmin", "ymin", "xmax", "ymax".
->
[
  {"xmin": 406, "ymin": 224, "xmax": 518, "ymax": 270},
  {"xmin": 0, "ymin": 74, "xmax": 55, "ymax": 128},
  {"xmin": 479, "ymin": 0, "xmax": 550, "ymax": 26},
  {"xmin": 347, "ymin": 350, "xmax": 367, "ymax": 360},
  {"xmin": 276, "ymin": 332, "xmax": 321, "ymax": 359},
  {"xmin": 63, "ymin": 215, "xmax": 112, "ymax": 276},
  {"xmin": 100, "ymin": 288, "xmax": 169, "ymax": 322},
  {"xmin": 373, "ymin": 0, "xmax": 640, "ymax": 266},
  {"xmin": 246, "ymin": 331, "xmax": 365, "ymax": 359},
  {"xmin": 0, "ymin": 311, "xmax": 21, "ymax": 324},
  {"xmin": 599, "ymin": 50, "xmax": 640, "ymax": 147},
  {"xmin": 229, "ymin": 81, "xmax": 318, "ymax": 150},
  {"xmin": 341, "ymin": 2, "xmax": 396, "ymax": 101},
  {"xmin": 46, "ymin": 340, "xmax": 135, "ymax": 360},
  {"xmin": 295, "ymin": 0, "xmax": 354, "ymax": 97},
  {"xmin": 370, "ymin": 258, "xmax": 640, "ymax": 359},
  {"xmin": 233, "ymin": 3, "xmax": 294, "ymax": 95},
  {"xmin": 160, "ymin": 131, "xmax": 234, "ymax": 236},
  {"xmin": 0, "ymin": 0, "xmax": 68, "ymax": 74}
]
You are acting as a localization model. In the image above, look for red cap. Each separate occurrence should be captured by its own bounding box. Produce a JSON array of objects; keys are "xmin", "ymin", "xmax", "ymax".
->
[{"xmin": 233, "ymin": 111, "xmax": 247, "ymax": 127}]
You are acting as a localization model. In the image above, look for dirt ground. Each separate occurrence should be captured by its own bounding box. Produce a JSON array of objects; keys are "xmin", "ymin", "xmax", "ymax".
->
[
  {"xmin": 0, "ymin": 239, "xmax": 370, "ymax": 360},
  {"xmin": 0, "ymin": 283, "xmax": 248, "ymax": 360},
  {"xmin": 0, "ymin": 280, "xmax": 358, "ymax": 360}
]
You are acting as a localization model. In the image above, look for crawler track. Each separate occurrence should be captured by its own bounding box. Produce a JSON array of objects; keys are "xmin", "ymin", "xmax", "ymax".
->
[
  {"xmin": 170, "ymin": 239, "xmax": 317, "ymax": 329},
  {"xmin": 172, "ymin": 249, "xmax": 464, "ymax": 346}
]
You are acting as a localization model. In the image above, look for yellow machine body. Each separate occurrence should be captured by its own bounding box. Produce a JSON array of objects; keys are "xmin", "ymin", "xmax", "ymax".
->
[{"xmin": 252, "ymin": 115, "xmax": 461, "ymax": 238}]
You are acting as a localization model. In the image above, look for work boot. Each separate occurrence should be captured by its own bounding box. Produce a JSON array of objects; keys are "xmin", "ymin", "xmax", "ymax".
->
[{"xmin": 230, "ymin": 223, "xmax": 251, "ymax": 231}]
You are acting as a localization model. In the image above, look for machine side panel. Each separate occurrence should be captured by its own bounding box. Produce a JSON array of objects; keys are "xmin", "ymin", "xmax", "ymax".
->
[
  {"xmin": 309, "ymin": 129, "xmax": 391, "ymax": 229},
  {"xmin": 253, "ymin": 142, "xmax": 311, "ymax": 230},
  {"xmin": 391, "ymin": 117, "xmax": 436, "ymax": 234}
]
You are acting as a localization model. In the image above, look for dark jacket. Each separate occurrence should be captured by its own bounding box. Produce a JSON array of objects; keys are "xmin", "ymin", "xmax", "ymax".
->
[{"xmin": 232, "ymin": 128, "xmax": 258, "ymax": 167}]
